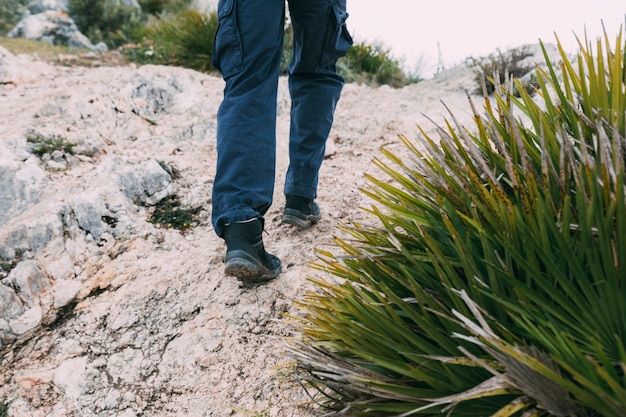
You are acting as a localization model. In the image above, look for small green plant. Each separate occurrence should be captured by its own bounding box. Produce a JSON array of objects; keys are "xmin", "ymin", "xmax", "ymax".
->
[
  {"xmin": 467, "ymin": 46, "xmax": 536, "ymax": 95},
  {"xmin": 26, "ymin": 132, "xmax": 75, "ymax": 157},
  {"xmin": 149, "ymin": 194, "xmax": 202, "ymax": 231}
]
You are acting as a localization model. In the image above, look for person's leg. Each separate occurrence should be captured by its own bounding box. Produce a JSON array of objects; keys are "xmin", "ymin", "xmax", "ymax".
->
[
  {"xmin": 282, "ymin": 0, "xmax": 352, "ymax": 227},
  {"xmin": 211, "ymin": 0, "xmax": 285, "ymax": 238},
  {"xmin": 211, "ymin": 0, "xmax": 285, "ymax": 281}
]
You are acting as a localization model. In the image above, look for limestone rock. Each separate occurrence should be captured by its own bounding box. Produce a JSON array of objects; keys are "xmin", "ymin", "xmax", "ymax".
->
[
  {"xmin": 0, "ymin": 157, "xmax": 49, "ymax": 227},
  {"xmin": 8, "ymin": 10, "xmax": 100, "ymax": 51},
  {"xmin": 52, "ymin": 279, "xmax": 82, "ymax": 309},
  {"xmin": 26, "ymin": 0, "xmax": 70, "ymax": 14},
  {"xmin": 53, "ymin": 356, "xmax": 89, "ymax": 399},
  {"xmin": 8, "ymin": 305, "xmax": 42, "ymax": 335},
  {"xmin": 0, "ymin": 207, "xmax": 65, "ymax": 259},
  {"xmin": 118, "ymin": 159, "xmax": 174, "ymax": 205},
  {"xmin": 71, "ymin": 190, "xmax": 109, "ymax": 240},
  {"xmin": 3, "ymin": 260, "xmax": 50, "ymax": 307},
  {"xmin": 0, "ymin": 284, "xmax": 25, "ymax": 320}
]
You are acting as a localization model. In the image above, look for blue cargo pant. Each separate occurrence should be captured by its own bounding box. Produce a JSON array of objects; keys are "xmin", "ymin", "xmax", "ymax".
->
[{"xmin": 211, "ymin": 0, "xmax": 352, "ymax": 237}]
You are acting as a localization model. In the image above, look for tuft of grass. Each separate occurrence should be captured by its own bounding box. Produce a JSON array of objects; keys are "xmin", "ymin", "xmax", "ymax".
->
[
  {"xmin": 26, "ymin": 132, "xmax": 75, "ymax": 157},
  {"xmin": 149, "ymin": 194, "xmax": 202, "ymax": 231}
]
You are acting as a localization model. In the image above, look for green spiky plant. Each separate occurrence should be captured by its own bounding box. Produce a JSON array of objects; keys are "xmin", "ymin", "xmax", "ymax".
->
[{"xmin": 289, "ymin": 27, "xmax": 626, "ymax": 417}]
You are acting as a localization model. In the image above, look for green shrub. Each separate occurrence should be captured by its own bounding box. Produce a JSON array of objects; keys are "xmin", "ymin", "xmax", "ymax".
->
[
  {"xmin": 68, "ymin": 0, "xmax": 141, "ymax": 47},
  {"xmin": 338, "ymin": 41, "xmax": 420, "ymax": 88},
  {"xmin": 467, "ymin": 46, "xmax": 537, "ymax": 95},
  {"xmin": 138, "ymin": 0, "xmax": 190, "ymax": 15},
  {"xmin": 0, "ymin": 0, "xmax": 24, "ymax": 35},
  {"xmin": 289, "ymin": 29, "xmax": 626, "ymax": 416},
  {"xmin": 124, "ymin": 8, "xmax": 217, "ymax": 71}
]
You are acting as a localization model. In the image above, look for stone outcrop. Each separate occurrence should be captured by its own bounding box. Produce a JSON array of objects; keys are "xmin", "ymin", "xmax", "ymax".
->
[
  {"xmin": 8, "ymin": 10, "xmax": 106, "ymax": 51},
  {"xmin": 24, "ymin": 0, "xmax": 70, "ymax": 15}
]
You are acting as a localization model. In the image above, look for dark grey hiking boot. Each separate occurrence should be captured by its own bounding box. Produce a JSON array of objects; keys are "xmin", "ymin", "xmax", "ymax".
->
[
  {"xmin": 223, "ymin": 218, "xmax": 281, "ymax": 283},
  {"xmin": 281, "ymin": 195, "xmax": 321, "ymax": 228}
]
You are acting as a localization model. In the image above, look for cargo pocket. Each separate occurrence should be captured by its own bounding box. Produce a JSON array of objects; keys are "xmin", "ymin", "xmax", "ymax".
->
[
  {"xmin": 320, "ymin": 4, "xmax": 353, "ymax": 68},
  {"xmin": 212, "ymin": 0, "xmax": 243, "ymax": 78}
]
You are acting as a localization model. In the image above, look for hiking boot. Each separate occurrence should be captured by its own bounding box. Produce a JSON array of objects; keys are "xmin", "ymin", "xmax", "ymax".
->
[
  {"xmin": 223, "ymin": 218, "xmax": 281, "ymax": 282},
  {"xmin": 281, "ymin": 195, "xmax": 321, "ymax": 228}
]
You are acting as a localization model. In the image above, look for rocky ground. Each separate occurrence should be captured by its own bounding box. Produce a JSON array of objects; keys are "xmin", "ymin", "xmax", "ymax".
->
[{"xmin": 0, "ymin": 44, "xmax": 556, "ymax": 416}]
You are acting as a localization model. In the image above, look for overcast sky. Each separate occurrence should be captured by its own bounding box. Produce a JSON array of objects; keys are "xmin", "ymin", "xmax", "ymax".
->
[{"xmin": 346, "ymin": 0, "xmax": 625, "ymax": 77}]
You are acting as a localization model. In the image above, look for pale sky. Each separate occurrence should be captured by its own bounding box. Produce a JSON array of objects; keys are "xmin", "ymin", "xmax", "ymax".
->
[{"xmin": 347, "ymin": 0, "xmax": 625, "ymax": 77}]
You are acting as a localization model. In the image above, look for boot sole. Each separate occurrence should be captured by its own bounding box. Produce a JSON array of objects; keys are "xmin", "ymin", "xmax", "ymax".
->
[{"xmin": 225, "ymin": 250, "xmax": 281, "ymax": 282}]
